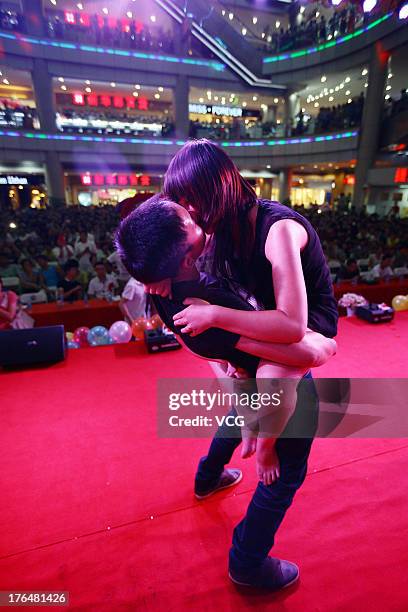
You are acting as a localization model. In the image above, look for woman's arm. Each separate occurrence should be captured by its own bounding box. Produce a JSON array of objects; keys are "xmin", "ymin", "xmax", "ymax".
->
[{"xmin": 174, "ymin": 219, "xmax": 309, "ymax": 343}]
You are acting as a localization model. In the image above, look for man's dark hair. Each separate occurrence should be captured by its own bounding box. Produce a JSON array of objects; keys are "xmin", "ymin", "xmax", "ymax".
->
[
  {"xmin": 64, "ymin": 258, "xmax": 79, "ymax": 273},
  {"xmin": 114, "ymin": 195, "xmax": 189, "ymax": 284},
  {"xmin": 347, "ymin": 258, "xmax": 357, "ymax": 266}
]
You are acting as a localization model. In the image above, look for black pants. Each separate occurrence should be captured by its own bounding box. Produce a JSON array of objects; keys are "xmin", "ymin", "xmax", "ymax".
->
[{"xmin": 195, "ymin": 372, "xmax": 319, "ymax": 570}]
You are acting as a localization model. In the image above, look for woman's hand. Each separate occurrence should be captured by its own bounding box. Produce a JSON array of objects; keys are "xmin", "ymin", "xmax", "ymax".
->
[
  {"xmin": 143, "ymin": 278, "xmax": 172, "ymax": 298},
  {"xmin": 173, "ymin": 298, "xmax": 217, "ymax": 336}
]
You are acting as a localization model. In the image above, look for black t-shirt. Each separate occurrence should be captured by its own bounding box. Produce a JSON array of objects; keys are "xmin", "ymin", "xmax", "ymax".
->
[
  {"xmin": 152, "ymin": 273, "xmax": 260, "ymax": 376},
  {"xmin": 235, "ymin": 200, "xmax": 338, "ymax": 338},
  {"xmin": 57, "ymin": 277, "xmax": 82, "ymax": 302}
]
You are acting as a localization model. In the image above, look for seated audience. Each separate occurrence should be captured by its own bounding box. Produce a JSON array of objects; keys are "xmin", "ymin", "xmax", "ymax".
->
[
  {"xmin": 57, "ymin": 259, "xmax": 83, "ymax": 302},
  {"xmin": 88, "ymin": 261, "xmax": 118, "ymax": 299},
  {"xmin": 19, "ymin": 258, "xmax": 44, "ymax": 293},
  {"xmin": 370, "ymin": 253, "xmax": 394, "ymax": 280},
  {"xmin": 0, "ymin": 252, "xmax": 20, "ymax": 279},
  {"xmin": 336, "ymin": 258, "xmax": 361, "ymax": 283}
]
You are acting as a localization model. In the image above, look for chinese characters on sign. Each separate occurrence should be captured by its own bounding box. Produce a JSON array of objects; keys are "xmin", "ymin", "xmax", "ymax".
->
[{"xmin": 80, "ymin": 174, "xmax": 152, "ymax": 186}]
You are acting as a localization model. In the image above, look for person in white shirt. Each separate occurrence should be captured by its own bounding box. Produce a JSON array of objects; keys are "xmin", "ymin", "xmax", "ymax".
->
[
  {"xmin": 88, "ymin": 261, "xmax": 118, "ymax": 299},
  {"xmin": 107, "ymin": 250, "xmax": 130, "ymax": 289},
  {"xmin": 370, "ymin": 254, "xmax": 394, "ymax": 280},
  {"xmin": 52, "ymin": 235, "xmax": 74, "ymax": 265},
  {"xmin": 74, "ymin": 230, "xmax": 97, "ymax": 273},
  {"xmin": 119, "ymin": 277, "xmax": 146, "ymax": 323}
]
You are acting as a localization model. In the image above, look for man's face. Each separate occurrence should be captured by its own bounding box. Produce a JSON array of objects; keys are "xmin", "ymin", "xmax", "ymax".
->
[
  {"xmin": 95, "ymin": 265, "xmax": 106, "ymax": 280},
  {"xmin": 173, "ymin": 203, "xmax": 205, "ymax": 262}
]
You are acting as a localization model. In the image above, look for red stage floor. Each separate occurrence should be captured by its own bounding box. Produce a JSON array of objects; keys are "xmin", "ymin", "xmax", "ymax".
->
[{"xmin": 1, "ymin": 313, "xmax": 408, "ymax": 611}]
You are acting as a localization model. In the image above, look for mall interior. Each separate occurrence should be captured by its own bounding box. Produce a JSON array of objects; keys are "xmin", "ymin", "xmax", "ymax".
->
[{"xmin": 1, "ymin": 1, "xmax": 408, "ymax": 609}]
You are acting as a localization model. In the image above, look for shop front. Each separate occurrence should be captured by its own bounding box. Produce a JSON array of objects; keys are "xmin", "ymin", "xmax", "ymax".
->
[
  {"xmin": 65, "ymin": 172, "xmax": 162, "ymax": 206},
  {"xmin": 0, "ymin": 173, "xmax": 47, "ymax": 209}
]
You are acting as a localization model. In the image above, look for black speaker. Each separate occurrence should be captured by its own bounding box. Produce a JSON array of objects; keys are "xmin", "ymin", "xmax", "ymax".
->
[{"xmin": 0, "ymin": 325, "xmax": 66, "ymax": 367}]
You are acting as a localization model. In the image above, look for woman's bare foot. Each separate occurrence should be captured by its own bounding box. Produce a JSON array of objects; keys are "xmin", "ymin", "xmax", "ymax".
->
[{"xmin": 256, "ymin": 437, "xmax": 280, "ymax": 485}]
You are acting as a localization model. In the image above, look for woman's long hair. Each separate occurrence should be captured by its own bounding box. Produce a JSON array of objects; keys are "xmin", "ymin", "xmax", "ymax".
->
[{"xmin": 163, "ymin": 139, "xmax": 257, "ymax": 281}]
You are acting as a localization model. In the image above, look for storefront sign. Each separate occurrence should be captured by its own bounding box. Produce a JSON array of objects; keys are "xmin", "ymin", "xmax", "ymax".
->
[
  {"xmin": 343, "ymin": 175, "xmax": 355, "ymax": 185},
  {"xmin": 189, "ymin": 103, "xmax": 242, "ymax": 117},
  {"xmin": 72, "ymin": 93, "xmax": 149, "ymax": 110},
  {"xmin": 394, "ymin": 168, "xmax": 408, "ymax": 183},
  {"xmin": 0, "ymin": 175, "xmax": 29, "ymax": 185},
  {"xmin": 80, "ymin": 174, "xmax": 152, "ymax": 186}
]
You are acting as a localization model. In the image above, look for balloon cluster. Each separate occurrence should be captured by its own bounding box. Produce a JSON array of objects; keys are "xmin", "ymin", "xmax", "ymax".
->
[
  {"xmin": 391, "ymin": 295, "xmax": 408, "ymax": 311},
  {"xmin": 66, "ymin": 315, "xmax": 164, "ymax": 349}
]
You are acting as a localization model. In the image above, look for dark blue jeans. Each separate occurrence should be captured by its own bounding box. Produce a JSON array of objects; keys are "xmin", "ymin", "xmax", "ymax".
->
[{"xmin": 194, "ymin": 371, "xmax": 319, "ymax": 571}]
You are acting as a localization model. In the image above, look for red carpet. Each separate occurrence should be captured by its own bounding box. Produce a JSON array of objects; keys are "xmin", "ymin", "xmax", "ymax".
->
[{"xmin": 1, "ymin": 312, "xmax": 408, "ymax": 611}]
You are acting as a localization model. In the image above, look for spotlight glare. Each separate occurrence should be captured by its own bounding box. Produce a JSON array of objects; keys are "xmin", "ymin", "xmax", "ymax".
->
[
  {"xmin": 362, "ymin": 0, "xmax": 377, "ymax": 13},
  {"xmin": 399, "ymin": 3, "xmax": 408, "ymax": 19}
]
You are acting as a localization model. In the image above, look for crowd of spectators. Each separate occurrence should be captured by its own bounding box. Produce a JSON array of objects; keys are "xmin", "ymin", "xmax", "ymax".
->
[
  {"xmin": 259, "ymin": 1, "xmax": 374, "ymax": 54},
  {"xmin": 291, "ymin": 94, "xmax": 365, "ymax": 136},
  {"xmin": 0, "ymin": 200, "xmax": 407, "ymax": 310},
  {"xmin": 0, "ymin": 102, "xmax": 38, "ymax": 130},
  {"xmin": 56, "ymin": 108, "xmax": 175, "ymax": 137},
  {"xmin": 383, "ymin": 89, "xmax": 408, "ymax": 119}
]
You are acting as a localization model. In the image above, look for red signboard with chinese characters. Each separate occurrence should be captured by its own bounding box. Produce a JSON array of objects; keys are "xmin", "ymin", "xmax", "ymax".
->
[
  {"xmin": 394, "ymin": 168, "xmax": 408, "ymax": 183},
  {"xmin": 72, "ymin": 93, "xmax": 149, "ymax": 110},
  {"xmin": 343, "ymin": 175, "xmax": 355, "ymax": 185},
  {"xmin": 80, "ymin": 174, "xmax": 152, "ymax": 187}
]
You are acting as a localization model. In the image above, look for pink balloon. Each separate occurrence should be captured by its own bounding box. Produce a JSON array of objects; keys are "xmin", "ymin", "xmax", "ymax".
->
[
  {"xmin": 109, "ymin": 320, "xmax": 132, "ymax": 344},
  {"xmin": 73, "ymin": 326, "xmax": 90, "ymax": 347}
]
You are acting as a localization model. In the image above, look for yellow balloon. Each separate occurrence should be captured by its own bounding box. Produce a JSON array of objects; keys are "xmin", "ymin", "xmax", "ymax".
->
[{"xmin": 392, "ymin": 295, "xmax": 407, "ymax": 311}]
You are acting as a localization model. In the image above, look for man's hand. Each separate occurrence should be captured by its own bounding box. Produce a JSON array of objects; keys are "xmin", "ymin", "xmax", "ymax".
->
[
  {"xmin": 256, "ymin": 438, "xmax": 280, "ymax": 485},
  {"xmin": 143, "ymin": 279, "xmax": 172, "ymax": 298}
]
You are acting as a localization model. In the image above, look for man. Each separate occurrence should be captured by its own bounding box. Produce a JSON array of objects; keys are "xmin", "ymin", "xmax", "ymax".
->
[
  {"xmin": 37, "ymin": 254, "xmax": 62, "ymax": 291},
  {"xmin": 57, "ymin": 259, "xmax": 82, "ymax": 302},
  {"xmin": 115, "ymin": 196, "xmax": 337, "ymax": 592},
  {"xmin": 370, "ymin": 253, "xmax": 394, "ymax": 280},
  {"xmin": 336, "ymin": 258, "xmax": 361, "ymax": 283},
  {"xmin": 88, "ymin": 261, "xmax": 118, "ymax": 299}
]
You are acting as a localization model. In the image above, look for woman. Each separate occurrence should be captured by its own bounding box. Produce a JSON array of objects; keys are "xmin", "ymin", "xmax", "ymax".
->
[
  {"xmin": 19, "ymin": 258, "xmax": 45, "ymax": 293},
  {"xmin": 146, "ymin": 139, "xmax": 338, "ymax": 590},
  {"xmin": 0, "ymin": 278, "xmax": 34, "ymax": 330}
]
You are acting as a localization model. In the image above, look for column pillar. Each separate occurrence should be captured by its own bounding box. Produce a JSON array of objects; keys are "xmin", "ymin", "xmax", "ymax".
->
[
  {"xmin": 278, "ymin": 168, "xmax": 292, "ymax": 204},
  {"xmin": 284, "ymin": 91, "xmax": 300, "ymax": 137},
  {"xmin": 45, "ymin": 151, "xmax": 65, "ymax": 206},
  {"xmin": 174, "ymin": 75, "xmax": 189, "ymax": 140},
  {"xmin": 353, "ymin": 45, "xmax": 389, "ymax": 209},
  {"xmin": 31, "ymin": 59, "xmax": 56, "ymax": 133},
  {"xmin": 22, "ymin": 0, "xmax": 47, "ymax": 37}
]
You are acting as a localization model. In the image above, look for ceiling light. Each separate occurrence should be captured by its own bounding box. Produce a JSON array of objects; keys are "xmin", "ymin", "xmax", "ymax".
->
[
  {"xmin": 346, "ymin": 90, "xmax": 350, "ymax": 95},
  {"xmin": 385, "ymin": 94, "xmax": 390, "ymax": 100},
  {"xmin": 150, "ymin": 15, "xmax": 156, "ymax": 22},
  {"xmin": 386, "ymin": 85, "xmax": 391, "ymax": 91},
  {"xmin": 222, "ymin": 9, "xmax": 225, "ymax": 16},
  {"xmin": 133, "ymin": 91, "xmax": 138, "ymax": 97},
  {"xmin": 339, "ymin": 83, "xmax": 344, "ymax": 89},
  {"xmin": 58, "ymin": 77, "xmax": 64, "ymax": 82},
  {"xmin": 3, "ymin": 78, "xmax": 9, "ymax": 85},
  {"xmin": 135, "ymin": 84, "xmax": 141, "ymax": 89},
  {"xmin": 274, "ymin": 98, "xmax": 278, "ymax": 104},
  {"xmin": 242, "ymin": 28, "xmax": 247, "ymax": 35},
  {"xmin": 85, "ymin": 87, "xmax": 91, "ymax": 93},
  {"xmin": 329, "ymin": 96, "xmax": 334, "ymax": 102},
  {"xmin": 154, "ymin": 93, "xmax": 160, "ymax": 99},
  {"xmin": 50, "ymin": 0, "xmax": 57, "ymax": 5},
  {"xmin": 335, "ymin": 86, "xmax": 339, "ymax": 91},
  {"xmin": 300, "ymin": 6, "xmax": 305, "ymax": 14},
  {"xmin": 314, "ymin": 102, "xmax": 319, "ymax": 107},
  {"xmin": 329, "ymin": 88, "xmax": 334, "ymax": 94},
  {"xmin": 252, "ymin": 16, "xmax": 257, "ymax": 24},
  {"xmin": 388, "ymin": 73, "xmax": 393, "ymax": 78},
  {"xmin": 345, "ymin": 76, "xmax": 351, "ymax": 83},
  {"xmin": 362, "ymin": 68, "xmax": 368, "ymax": 76},
  {"xmin": 158, "ymin": 86, "xmax": 164, "ymax": 92},
  {"xmin": 266, "ymin": 165, "xmax": 271, "ymax": 169},
  {"xmin": 242, "ymin": 101, "xmax": 247, "ymax": 107},
  {"xmin": 102, "ymin": 7, "xmax": 108, "ymax": 15},
  {"xmin": 364, "ymin": 82, "xmax": 368, "ymax": 88},
  {"xmin": 85, "ymin": 80, "xmax": 90, "ymax": 85},
  {"xmin": 61, "ymin": 85, "xmax": 67, "ymax": 91},
  {"xmin": 348, "ymin": 98, "xmax": 352, "ymax": 103},
  {"xmin": 77, "ymin": 2, "xmax": 83, "ymax": 9},
  {"xmin": 275, "ymin": 21, "xmax": 280, "ymax": 28},
  {"xmin": 252, "ymin": 95, "xmax": 258, "ymax": 101},
  {"xmin": 110, "ymin": 82, "xmax": 116, "ymax": 87},
  {"xmin": 321, "ymin": 75, "xmax": 326, "ymax": 83},
  {"xmin": 199, "ymin": 97, "xmax": 204, "ymax": 103},
  {"xmin": 228, "ymin": 13, "xmax": 234, "ymax": 20},
  {"xmin": 127, "ymin": 11, "xmax": 133, "ymax": 19}
]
